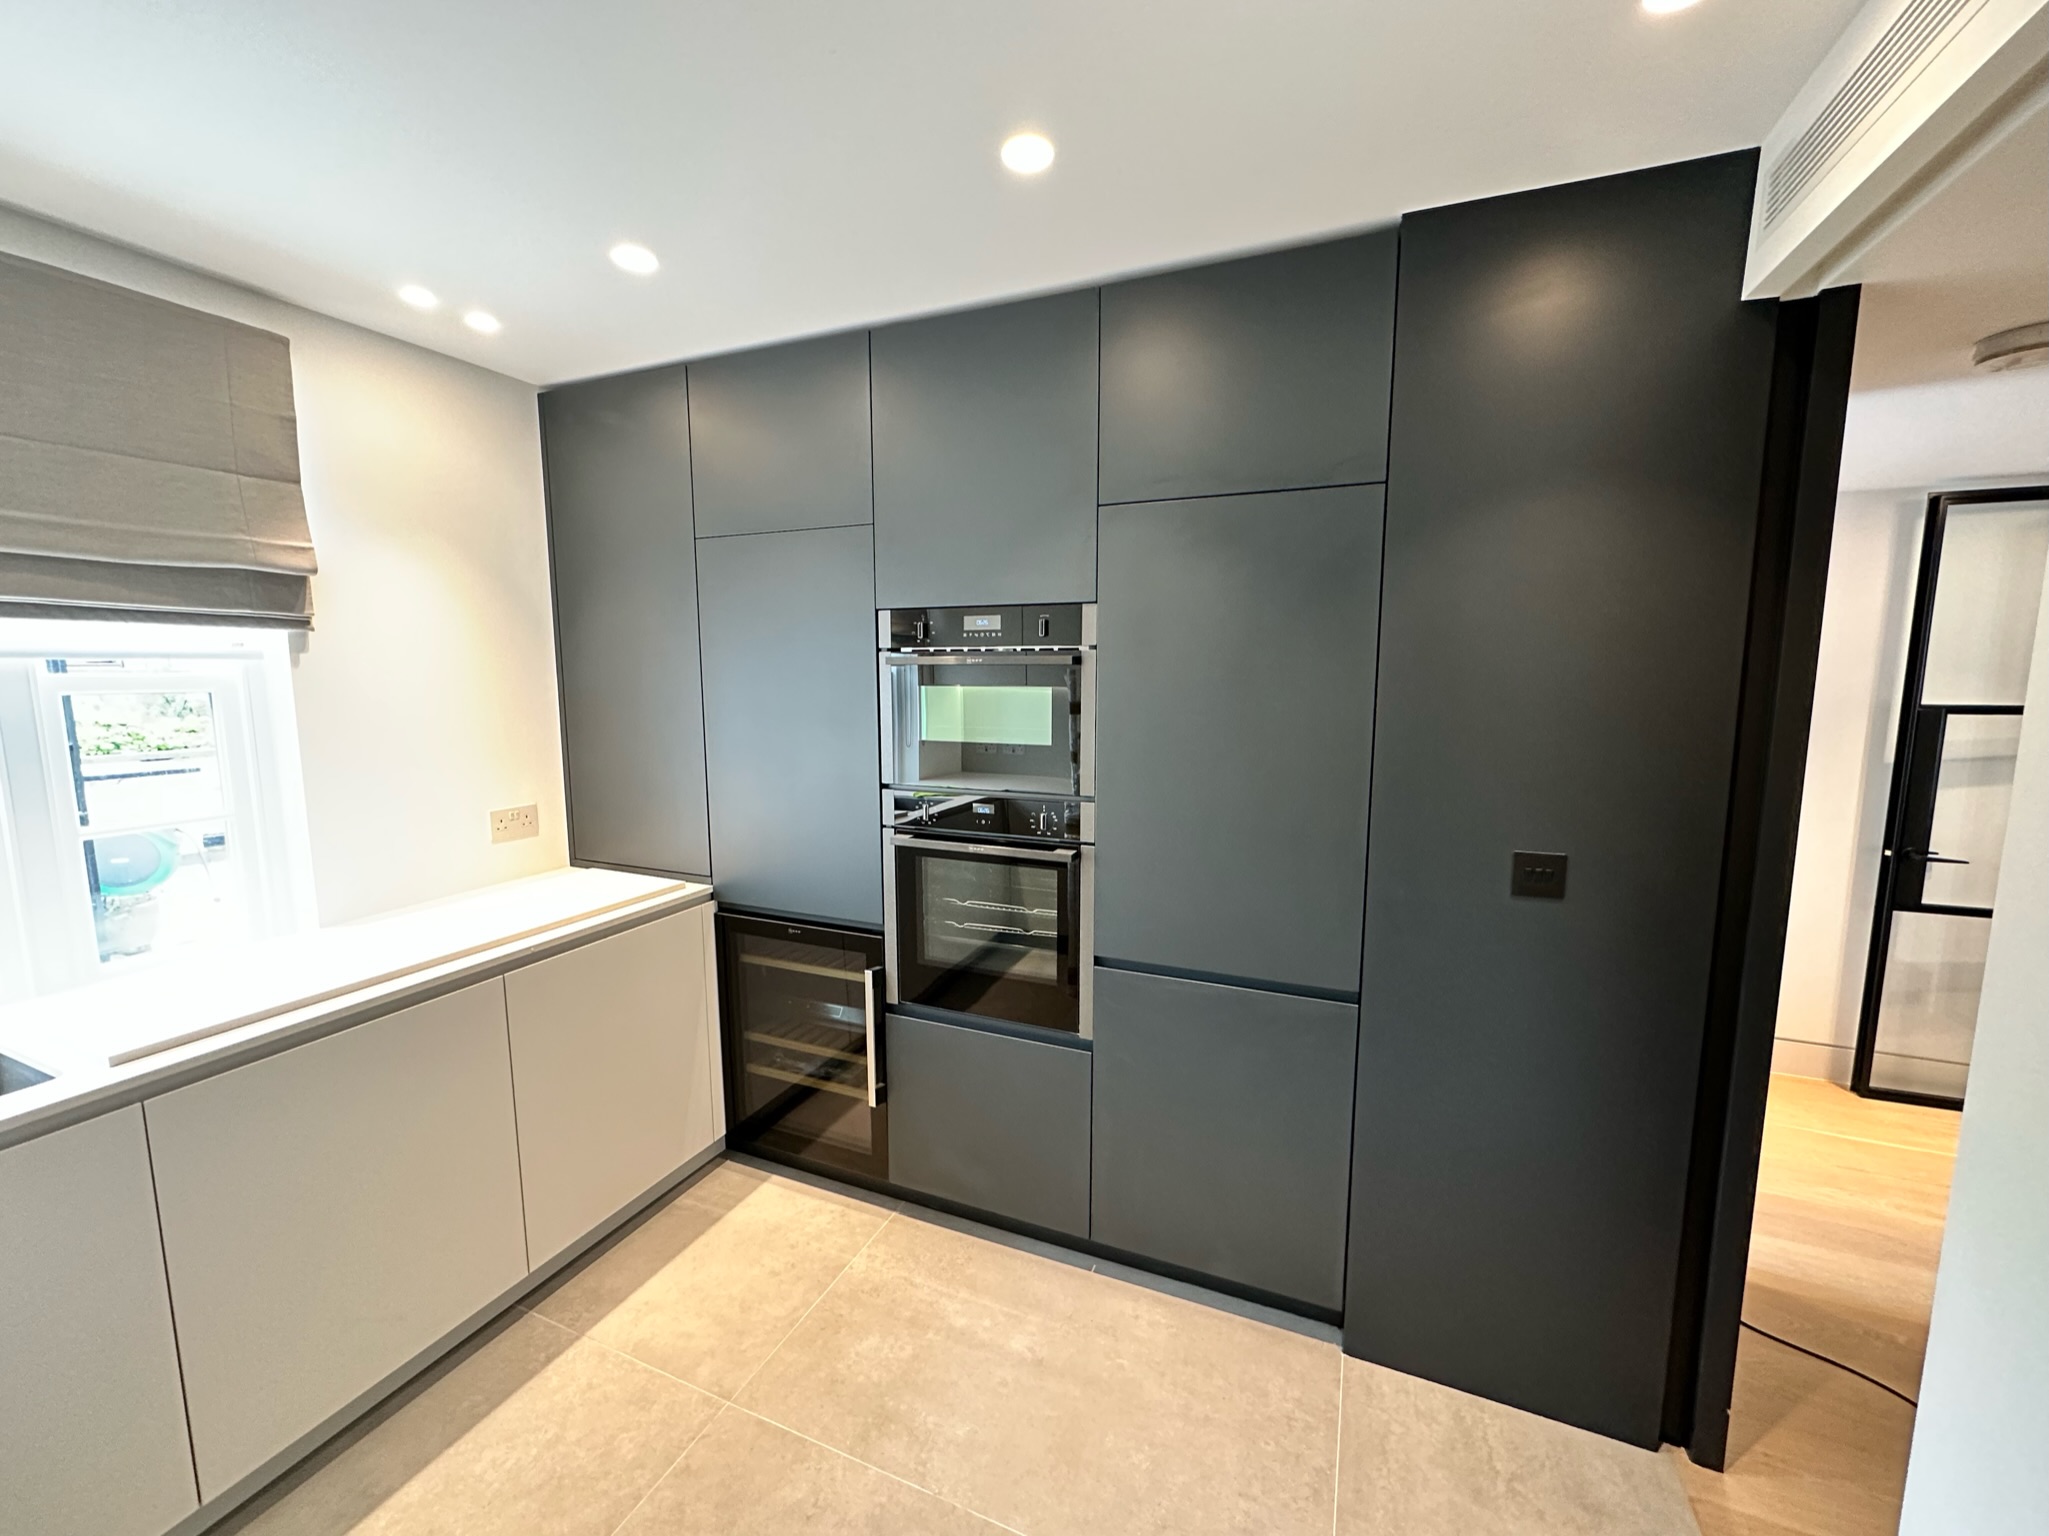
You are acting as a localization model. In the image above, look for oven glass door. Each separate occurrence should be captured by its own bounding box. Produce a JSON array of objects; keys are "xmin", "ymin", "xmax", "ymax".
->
[
  {"xmin": 884, "ymin": 653, "xmax": 1087, "ymax": 796},
  {"xmin": 890, "ymin": 835, "xmax": 1080, "ymax": 1033}
]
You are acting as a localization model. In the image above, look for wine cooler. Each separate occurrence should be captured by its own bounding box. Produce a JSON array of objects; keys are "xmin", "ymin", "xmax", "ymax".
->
[{"xmin": 717, "ymin": 911, "xmax": 888, "ymax": 1180}]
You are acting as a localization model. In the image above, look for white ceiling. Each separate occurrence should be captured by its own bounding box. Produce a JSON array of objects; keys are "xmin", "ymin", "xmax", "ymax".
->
[
  {"xmin": 0, "ymin": 0, "xmax": 1868, "ymax": 385},
  {"xmin": 1840, "ymin": 89, "xmax": 2049, "ymax": 392}
]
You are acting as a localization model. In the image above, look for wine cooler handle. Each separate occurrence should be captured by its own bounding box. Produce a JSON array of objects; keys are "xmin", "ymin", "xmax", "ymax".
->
[{"xmin": 863, "ymin": 966, "xmax": 885, "ymax": 1109}]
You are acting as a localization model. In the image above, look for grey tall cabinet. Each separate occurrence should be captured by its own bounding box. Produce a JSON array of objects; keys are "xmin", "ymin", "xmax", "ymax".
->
[
  {"xmin": 541, "ymin": 366, "xmax": 710, "ymax": 877},
  {"xmin": 686, "ymin": 331, "xmax": 882, "ymax": 928},
  {"xmin": 1346, "ymin": 152, "xmax": 1784, "ymax": 1448},
  {"xmin": 695, "ymin": 525, "xmax": 882, "ymax": 926}
]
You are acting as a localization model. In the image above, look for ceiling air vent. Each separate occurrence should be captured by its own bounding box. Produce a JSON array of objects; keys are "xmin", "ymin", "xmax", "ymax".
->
[
  {"xmin": 1763, "ymin": 0, "xmax": 1974, "ymax": 227},
  {"xmin": 1743, "ymin": 0, "xmax": 2046, "ymax": 298}
]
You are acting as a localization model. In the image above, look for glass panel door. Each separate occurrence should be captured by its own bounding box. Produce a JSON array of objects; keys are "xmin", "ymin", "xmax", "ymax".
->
[
  {"xmin": 1857, "ymin": 489, "xmax": 2049, "ymax": 1105},
  {"xmin": 719, "ymin": 913, "xmax": 886, "ymax": 1179}
]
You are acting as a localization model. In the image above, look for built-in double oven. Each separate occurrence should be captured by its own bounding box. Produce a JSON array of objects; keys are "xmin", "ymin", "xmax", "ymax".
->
[{"xmin": 880, "ymin": 604, "xmax": 1096, "ymax": 1037}]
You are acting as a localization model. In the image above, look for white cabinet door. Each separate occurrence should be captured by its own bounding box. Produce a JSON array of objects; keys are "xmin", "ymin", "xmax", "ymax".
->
[
  {"xmin": 505, "ymin": 906, "xmax": 720, "ymax": 1266},
  {"xmin": 147, "ymin": 980, "xmax": 528, "ymax": 1500},
  {"xmin": 0, "ymin": 1107, "xmax": 198, "ymax": 1536}
]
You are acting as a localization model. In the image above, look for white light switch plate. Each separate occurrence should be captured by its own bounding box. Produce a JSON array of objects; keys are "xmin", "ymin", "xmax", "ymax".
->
[{"xmin": 490, "ymin": 804, "xmax": 539, "ymax": 843}]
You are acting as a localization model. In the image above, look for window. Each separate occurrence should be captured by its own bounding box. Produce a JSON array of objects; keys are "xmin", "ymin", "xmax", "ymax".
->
[{"xmin": 0, "ymin": 619, "xmax": 315, "ymax": 1004}]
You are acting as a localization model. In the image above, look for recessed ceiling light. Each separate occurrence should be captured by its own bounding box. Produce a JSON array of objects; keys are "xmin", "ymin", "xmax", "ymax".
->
[
  {"xmin": 1641, "ymin": 0, "xmax": 1704, "ymax": 13},
  {"xmin": 1000, "ymin": 132, "xmax": 1056, "ymax": 176},
  {"xmin": 463, "ymin": 310, "xmax": 502, "ymax": 335},
  {"xmin": 609, "ymin": 241, "xmax": 660, "ymax": 276},
  {"xmin": 397, "ymin": 284, "xmax": 439, "ymax": 310}
]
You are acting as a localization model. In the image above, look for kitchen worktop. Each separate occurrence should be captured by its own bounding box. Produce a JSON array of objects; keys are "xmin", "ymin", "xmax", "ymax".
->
[{"xmin": 0, "ymin": 867, "xmax": 711, "ymax": 1149}]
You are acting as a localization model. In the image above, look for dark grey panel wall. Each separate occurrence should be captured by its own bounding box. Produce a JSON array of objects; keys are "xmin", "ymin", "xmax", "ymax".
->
[
  {"xmin": 871, "ymin": 289, "xmax": 1099, "ymax": 605},
  {"xmin": 886, "ymin": 1014, "xmax": 1091, "ymax": 1236},
  {"xmin": 1345, "ymin": 153, "xmax": 1780, "ymax": 1447},
  {"xmin": 696, "ymin": 524, "xmax": 881, "ymax": 926},
  {"xmin": 541, "ymin": 368, "xmax": 710, "ymax": 876},
  {"xmin": 1091, "ymin": 967, "xmax": 1357, "ymax": 1308},
  {"xmin": 687, "ymin": 332, "xmax": 872, "ymax": 537},
  {"xmin": 1095, "ymin": 485, "xmax": 1383, "ymax": 994},
  {"xmin": 1099, "ymin": 230, "xmax": 1398, "ymax": 504}
]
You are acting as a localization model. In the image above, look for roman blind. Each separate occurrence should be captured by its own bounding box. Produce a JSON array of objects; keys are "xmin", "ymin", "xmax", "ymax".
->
[{"xmin": 0, "ymin": 251, "xmax": 315, "ymax": 626}]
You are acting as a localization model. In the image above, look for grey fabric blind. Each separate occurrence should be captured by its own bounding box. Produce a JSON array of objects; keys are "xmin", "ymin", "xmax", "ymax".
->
[{"xmin": 0, "ymin": 251, "xmax": 315, "ymax": 626}]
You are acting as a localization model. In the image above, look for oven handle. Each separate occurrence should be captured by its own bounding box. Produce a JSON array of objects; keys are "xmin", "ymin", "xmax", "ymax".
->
[
  {"xmin": 888, "ymin": 832, "xmax": 1080, "ymax": 863},
  {"xmin": 862, "ymin": 965, "xmax": 884, "ymax": 1109}
]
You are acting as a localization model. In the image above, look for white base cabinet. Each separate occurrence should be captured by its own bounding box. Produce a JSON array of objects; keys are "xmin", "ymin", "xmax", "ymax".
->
[
  {"xmin": 0, "ymin": 1107, "xmax": 198, "ymax": 1536},
  {"xmin": 505, "ymin": 906, "xmax": 721, "ymax": 1265},
  {"xmin": 145, "ymin": 980, "xmax": 529, "ymax": 1500}
]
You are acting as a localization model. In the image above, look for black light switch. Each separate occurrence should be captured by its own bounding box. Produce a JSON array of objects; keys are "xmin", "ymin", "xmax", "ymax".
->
[{"xmin": 1511, "ymin": 851, "xmax": 1568, "ymax": 899}]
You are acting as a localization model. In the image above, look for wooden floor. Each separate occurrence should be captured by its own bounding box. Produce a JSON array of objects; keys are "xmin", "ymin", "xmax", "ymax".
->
[{"xmin": 1672, "ymin": 1074, "xmax": 1961, "ymax": 1536}]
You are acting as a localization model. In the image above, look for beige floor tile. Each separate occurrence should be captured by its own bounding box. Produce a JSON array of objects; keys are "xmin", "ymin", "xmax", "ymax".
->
[
  {"xmin": 1337, "ymin": 1356, "xmax": 1699, "ymax": 1536},
  {"xmin": 530, "ymin": 1160, "xmax": 894, "ymax": 1398},
  {"xmin": 616, "ymin": 1405, "xmax": 1007, "ymax": 1535},
  {"xmin": 1670, "ymin": 1330, "xmax": 1913, "ymax": 1536},
  {"xmin": 215, "ymin": 1309, "xmax": 719, "ymax": 1536},
  {"xmin": 737, "ymin": 1211, "xmax": 1341, "ymax": 1536}
]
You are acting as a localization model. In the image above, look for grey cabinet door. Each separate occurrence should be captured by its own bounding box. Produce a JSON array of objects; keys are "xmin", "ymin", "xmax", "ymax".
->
[
  {"xmin": 1091, "ymin": 967, "xmax": 1357, "ymax": 1308},
  {"xmin": 697, "ymin": 524, "xmax": 881, "ymax": 926},
  {"xmin": 542, "ymin": 368, "xmax": 710, "ymax": 877},
  {"xmin": 872, "ymin": 289, "xmax": 1099, "ymax": 605},
  {"xmin": 687, "ymin": 331, "xmax": 872, "ymax": 537},
  {"xmin": 1095, "ymin": 485, "xmax": 1383, "ymax": 994},
  {"xmin": 1099, "ymin": 230, "xmax": 1397, "ymax": 504},
  {"xmin": 886, "ymin": 1013, "xmax": 1090, "ymax": 1237},
  {"xmin": 1348, "ymin": 153, "xmax": 1776, "ymax": 1447}
]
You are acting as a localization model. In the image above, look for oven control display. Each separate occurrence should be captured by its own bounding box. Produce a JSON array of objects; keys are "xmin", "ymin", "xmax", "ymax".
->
[{"xmin": 961, "ymin": 613, "xmax": 1004, "ymax": 634}]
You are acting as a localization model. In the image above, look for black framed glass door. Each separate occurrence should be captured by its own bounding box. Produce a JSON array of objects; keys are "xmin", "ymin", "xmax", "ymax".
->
[
  {"xmin": 718, "ymin": 912, "xmax": 887, "ymax": 1179},
  {"xmin": 1855, "ymin": 486, "xmax": 2049, "ymax": 1106}
]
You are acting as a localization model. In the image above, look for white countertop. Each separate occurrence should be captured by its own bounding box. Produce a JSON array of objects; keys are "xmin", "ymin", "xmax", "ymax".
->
[{"xmin": 0, "ymin": 867, "xmax": 711, "ymax": 1148}]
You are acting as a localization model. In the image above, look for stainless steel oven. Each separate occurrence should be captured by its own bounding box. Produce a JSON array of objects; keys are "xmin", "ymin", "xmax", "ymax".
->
[
  {"xmin": 879, "ymin": 604, "xmax": 1095, "ymax": 797},
  {"xmin": 883, "ymin": 792, "xmax": 1094, "ymax": 1037}
]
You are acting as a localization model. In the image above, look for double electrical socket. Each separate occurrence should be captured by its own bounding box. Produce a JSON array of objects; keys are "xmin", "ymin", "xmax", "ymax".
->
[{"xmin": 490, "ymin": 804, "xmax": 540, "ymax": 843}]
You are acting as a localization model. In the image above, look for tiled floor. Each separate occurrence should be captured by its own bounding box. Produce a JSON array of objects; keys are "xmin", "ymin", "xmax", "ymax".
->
[
  {"xmin": 1670, "ymin": 1074, "xmax": 1960, "ymax": 1536},
  {"xmin": 218, "ymin": 1157, "xmax": 1701, "ymax": 1536}
]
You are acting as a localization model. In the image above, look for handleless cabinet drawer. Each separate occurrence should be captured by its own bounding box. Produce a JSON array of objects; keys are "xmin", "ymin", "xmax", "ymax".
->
[{"xmin": 885, "ymin": 1013, "xmax": 1091, "ymax": 1237}]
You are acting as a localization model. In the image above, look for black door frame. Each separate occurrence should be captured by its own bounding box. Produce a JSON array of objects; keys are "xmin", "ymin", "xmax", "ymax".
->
[
  {"xmin": 1662, "ymin": 286, "xmax": 1859, "ymax": 1470},
  {"xmin": 1851, "ymin": 483, "xmax": 2049, "ymax": 1109}
]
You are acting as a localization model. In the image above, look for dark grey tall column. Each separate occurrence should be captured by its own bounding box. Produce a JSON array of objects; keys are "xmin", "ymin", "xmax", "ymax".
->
[
  {"xmin": 696, "ymin": 524, "xmax": 882, "ymax": 927},
  {"xmin": 1345, "ymin": 152, "xmax": 1781, "ymax": 1448},
  {"xmin": 540, "ymin": 367, "xmax": 710, "ymax": 877}
]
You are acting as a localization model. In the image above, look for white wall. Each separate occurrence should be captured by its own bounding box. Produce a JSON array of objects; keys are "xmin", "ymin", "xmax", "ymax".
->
[
  {"xmin": 1897, "ymin": 561, "xmax": 2049, "ymax": 1534},
  {"xmin": 0, "ymin": 205, "xmax": 568, "ymax": 924},
  {"xmin": 1773, "ymin": 366, "xmax": 2049, "ymax": 1081}
]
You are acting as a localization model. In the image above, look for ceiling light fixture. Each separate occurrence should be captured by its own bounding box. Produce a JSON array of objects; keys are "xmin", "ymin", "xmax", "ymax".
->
[
  {"xmin": 463, "ymin": 310, "xmax": 502, "ymax": 335},
  {"xmin": 1973, "ymin": 321, "xmax": 2049, "ymax": 372},
  {"xmin": 1641, "ymin": 0, "xmax": 1704, "ymax": 13},
  {"xmin": 609, "ymin": 241, "xmax": 660, "ymax": 276},
  {"xmin": 397, "ymin": 284, "xmax": 439, "ymax": 310},
  {"xmin": 1000, "ymin": 132, "xmax": 1056, "ymax": 176}
]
